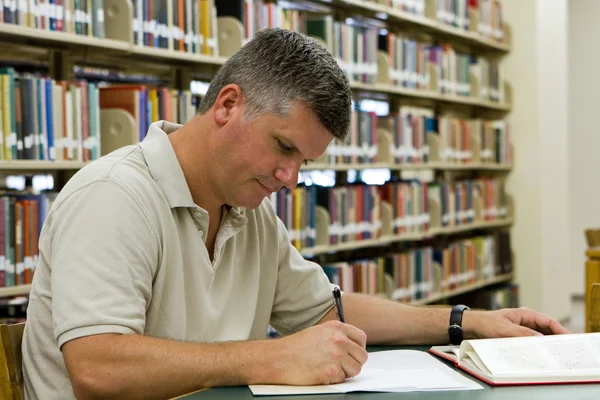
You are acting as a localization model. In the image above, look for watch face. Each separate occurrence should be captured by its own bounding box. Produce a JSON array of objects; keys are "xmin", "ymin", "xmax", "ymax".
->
[
  {"xmin": 449, "ymin": 325, "xmax": 461, "ymax": 334},
  {"xmin": 448, "ymin": 325, "xmax": 463, "ymax": 344}
]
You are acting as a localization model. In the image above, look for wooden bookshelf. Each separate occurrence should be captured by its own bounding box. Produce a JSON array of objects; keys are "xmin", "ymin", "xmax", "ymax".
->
[
  {"xmin": 300, "ymin": 218, "xmax": 513, "ymax": 257},
  {"xmin": 0, "ymin": 161, "xmax": 89, "ymax": 172},
  {"xmin": 350, "ymin": 81, "xmax": 512, "ymax": 112},
  {"xmin": 302, "ymin": 162, "xmax": 513, "ymax": 172},
  {"xmin": 130, "ymin": 46, "xmax": 228, "ymax": 67},
  {"xmin": 0, "ymin": 22, "xmax": 130, "ymax": 52},
  {"xmin": 306, "ymin": 0, "xmax": 511, "ymax": 53},
  {"xmin": 410, "ymin": 273, "xmax": 514, "ymax": 306},
  {"xmin": 0, "ymin": 0, "xmax": 517, "ymax": 306},
  {"xmin": 0, "ymin": 285, "xmax": 31, "ymax": 298}
]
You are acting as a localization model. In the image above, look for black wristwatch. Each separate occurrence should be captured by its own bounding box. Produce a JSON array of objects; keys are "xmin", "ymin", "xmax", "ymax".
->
[{"xmin": 448, "ymin": 304, "xmax": 470, "ymax": 345}]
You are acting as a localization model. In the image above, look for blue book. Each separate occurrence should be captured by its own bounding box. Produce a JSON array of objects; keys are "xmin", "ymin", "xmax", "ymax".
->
[{"xmin": 45, "ymin": 80, "xmax": 54, "ymax": 160}]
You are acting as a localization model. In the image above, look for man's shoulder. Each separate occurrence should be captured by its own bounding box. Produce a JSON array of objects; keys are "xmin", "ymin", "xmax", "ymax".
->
[{"xmin": 53, "ymin": 145, "xmax": 161, "ymax": 208}]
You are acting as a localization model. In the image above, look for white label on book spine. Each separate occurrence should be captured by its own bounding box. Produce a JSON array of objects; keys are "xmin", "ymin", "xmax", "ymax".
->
[
  {"xmin": 29, "ymin": 0, "xmax": 36, "ymax": 17},
  {"xmin": 16, "ymin": 139, "xmax": 23, "ymax": 151},
  {"xmin": 0, "ymin": 256, "xmax": 4, "ymax": 273},
  {"xmin": 97, "ymin": 8, "xmax": 104, "ymax": 23},
  {"xmin": 24, "ymin": 135, "xmax": 33, "ymax": 149},
  {"xmin": 393, "ymin": 288, "xmax": 408, "ymax": 301}
]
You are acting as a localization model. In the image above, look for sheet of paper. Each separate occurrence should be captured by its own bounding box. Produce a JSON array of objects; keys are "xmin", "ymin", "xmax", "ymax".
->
[{"xmin": 249, "ymin": 349, "xmax": 482, "ymax": 396}]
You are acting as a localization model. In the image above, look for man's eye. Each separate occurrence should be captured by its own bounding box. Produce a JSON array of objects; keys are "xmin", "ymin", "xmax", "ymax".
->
[{"xmin": 277, "ymin": 140, "xmax": 293, "ymax": 153}]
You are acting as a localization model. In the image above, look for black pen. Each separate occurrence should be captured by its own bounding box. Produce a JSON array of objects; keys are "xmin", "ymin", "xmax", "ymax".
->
[{"xmin": 333, "ymin": 287, "xmax": 346, "ymax": 323}]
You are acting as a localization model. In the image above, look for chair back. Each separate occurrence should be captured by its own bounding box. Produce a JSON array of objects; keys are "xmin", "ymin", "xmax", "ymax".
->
[
  {"xmin": 586, "ymin": 229, "xmax": 600, "ymax": 247},
  {"xmin": 0, "ymin": 322, "xmax": 25, "ymax": 400},
  {"xmin": 589, "ymin": 284, "xmax": 600, "ymax": 333}
]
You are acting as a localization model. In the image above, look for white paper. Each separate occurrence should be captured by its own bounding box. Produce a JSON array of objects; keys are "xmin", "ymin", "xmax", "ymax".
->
[{"xmin": 249, "ymin": 350, "xmax": 482, "ymax": 395}]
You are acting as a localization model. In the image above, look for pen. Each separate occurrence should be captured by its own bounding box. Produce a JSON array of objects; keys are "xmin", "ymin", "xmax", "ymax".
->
[{"xmin": 333, "ymin": 287, "xmax": 346, "ymax": 323}]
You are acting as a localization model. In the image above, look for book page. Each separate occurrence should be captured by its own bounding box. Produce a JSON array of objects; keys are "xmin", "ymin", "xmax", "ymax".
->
[{"xmin": 465, "ymin": 332, "xmax": 600, "ymax": 376}]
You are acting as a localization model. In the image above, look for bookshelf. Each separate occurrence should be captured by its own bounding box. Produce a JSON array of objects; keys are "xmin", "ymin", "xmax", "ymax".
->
[
  {"xmin": 0, "ymin": 285, "xmax": 31, "ymax": 298},
  {"xmin": 0, "ymin": 0, "xmax": 516, "ymax": 308},
  {"xmin": 301, "ymin": 218, "xmax": 514, "ymax": 257}
]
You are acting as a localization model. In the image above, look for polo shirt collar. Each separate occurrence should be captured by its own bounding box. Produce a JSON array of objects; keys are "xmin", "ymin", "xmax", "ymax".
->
[
  {"xmin": 139, "ymin": 120, "xmax": 197, "ymax": 209},
  {"xmin": 138, "ymin": 121, "xmax": 247, "ymax": 223}
]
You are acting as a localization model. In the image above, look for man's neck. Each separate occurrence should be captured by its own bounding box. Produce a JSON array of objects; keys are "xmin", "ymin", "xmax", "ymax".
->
[{"xmin": 168, "ymin": 116, "xmax": 223, "ymax": 216}]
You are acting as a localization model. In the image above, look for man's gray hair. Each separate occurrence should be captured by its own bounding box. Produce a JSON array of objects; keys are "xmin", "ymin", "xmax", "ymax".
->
[{"xmin": 197, "ymin": 28, "xmax": 352, "ymax": 141}]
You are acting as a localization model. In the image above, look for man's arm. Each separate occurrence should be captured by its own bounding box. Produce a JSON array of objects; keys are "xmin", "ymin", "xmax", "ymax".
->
[
  {"xmin": 62, "ymin": 321, "xmax": 368, "ymax": 400},
  {"xmin": 318, "ymin": 292, "xmax": 570, "ymax": 345}
]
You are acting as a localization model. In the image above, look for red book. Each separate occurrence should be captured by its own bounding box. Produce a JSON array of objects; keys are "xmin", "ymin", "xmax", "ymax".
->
[{"xmin": 430, "ymin": 333, "xmax": 600, "ymax": 386}]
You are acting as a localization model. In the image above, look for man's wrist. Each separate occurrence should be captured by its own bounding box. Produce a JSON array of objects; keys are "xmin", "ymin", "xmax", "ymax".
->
[{"xmin": 460, "ymin": 309, "xmax": 481, "ymax": 340}]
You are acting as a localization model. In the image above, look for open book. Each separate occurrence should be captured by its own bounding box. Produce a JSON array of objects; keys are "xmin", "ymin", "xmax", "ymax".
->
[{"xmin": 429, "ymin": 332, "xmax": 600, "ymax": 386}]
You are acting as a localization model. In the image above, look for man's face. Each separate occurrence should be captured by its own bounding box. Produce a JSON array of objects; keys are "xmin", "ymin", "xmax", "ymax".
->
[{"xmin": 214, "ymin": 101, "xmax": 334, "ymax": 209}]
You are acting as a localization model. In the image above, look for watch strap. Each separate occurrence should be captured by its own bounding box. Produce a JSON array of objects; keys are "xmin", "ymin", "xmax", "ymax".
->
[{"xmin": 448, "ymin": 304, "xmax": 470, "ymax": 345}]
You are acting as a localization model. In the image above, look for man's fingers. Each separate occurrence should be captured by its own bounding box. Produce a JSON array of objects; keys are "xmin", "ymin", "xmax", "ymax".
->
[
  {"xmin": 341, "ymin": 354, "xmax": 363, "ymax": 379},
  {"xmin": 535, "ymin": 314, "xmax": 570, "ymax": 335},
  {"xmin": 346, "ymin": 339, "xmax": 369, "ymax": 366},
  {"xmin": 341, "ymin": 324, "xmax": 368, "ymax": 348},
  {"xmin": 519, "ymin": 308, "xmax": 571, "ymax": 335}
]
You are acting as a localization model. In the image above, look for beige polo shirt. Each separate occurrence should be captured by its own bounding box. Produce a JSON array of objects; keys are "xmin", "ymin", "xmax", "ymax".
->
[{"xmin": 21, "ymin": 121, "xmax": 336, "ymax": 399}]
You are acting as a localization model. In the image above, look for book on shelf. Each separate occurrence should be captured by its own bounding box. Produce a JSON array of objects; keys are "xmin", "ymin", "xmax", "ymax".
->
[
  {"xmin": 322, "ymin": 231, "xmax": 513, "ymax": 303},
  {"xmin": 99, "ymin": 83, "xmax": 201, "ymax": 154},
  {"xmin": 0, "ymin": 67, "xmax": 101, "ymax": 162},
  {"xmin": 306, "ymin": 15, "xmax": 378, "ymax": 84},
  {"xmin": 452, "ymin": 281, "xmax": 519, "ymax": 310},
  {"xmin": 379, "ymin": 106, "xmax": 434, "ymax": 165},
  {"xmin": 325, "ymin": 107, "xmax": 378, "ymax": 165},
  {"xmin": 317, "ymin": 184, "xmax": 382, "ymax": 245},
  {"xmin": 132, "ymin": 0, "xmax": 219, "ymax": 55},
  {"xmin": 429, "ymin": 332, "xmax": 600, "ymax": 386},
  {"xmin": 379, "ymin": 180, "xmax": 429, "ymax": 235},
  {"xmin": 471, "ymin": 0, "xmax": 504, "ymax": 42},
  {"xmin": 1, "ymin": 0, "xmax": 106, "ymax": 38},
  {"xmin": 436, "ymin": 0, "xmax": 469, "ymax": 30},
  {"xmin": 0, "ymin": 191, "xmax": 57, "ymax": 289}
]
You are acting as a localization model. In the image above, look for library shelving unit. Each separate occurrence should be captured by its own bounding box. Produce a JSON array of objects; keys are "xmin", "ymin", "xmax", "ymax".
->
[{"xmin": 0, "ymin": 0, "xmax": 516, "ymax": 308}]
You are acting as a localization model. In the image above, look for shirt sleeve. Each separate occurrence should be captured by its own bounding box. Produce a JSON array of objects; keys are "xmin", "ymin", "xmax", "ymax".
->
[
  {"xmin": 269, "ymin": 217, "xmax": 336, "ymax": 336},
  {"xmin": 45, "ymin": 179, "xmax": 160, "ymax": 349}
]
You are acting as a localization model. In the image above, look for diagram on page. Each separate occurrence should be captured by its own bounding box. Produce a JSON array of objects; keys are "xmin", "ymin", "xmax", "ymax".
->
[
  {"xmin": 498, "ymin": 345, "xmax": 550, "ymax": 372},
  {"xmin": 544, "ymin": 342, "xmax": 600, "ymax": 370}
]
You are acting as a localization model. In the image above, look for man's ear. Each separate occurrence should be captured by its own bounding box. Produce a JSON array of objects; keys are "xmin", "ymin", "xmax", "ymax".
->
[{"xmin": 213, "ymin": 84, "xmax": 243, "ymax": 126}]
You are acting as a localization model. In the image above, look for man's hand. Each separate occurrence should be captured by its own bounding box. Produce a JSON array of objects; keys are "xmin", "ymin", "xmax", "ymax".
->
[
  {"xmin": 463, "ymin": 307, "xmax": 571, "ymax": 340},
  {"xmin": 272, "ymin": 320, "xmax": 368, "ymax": 386}
]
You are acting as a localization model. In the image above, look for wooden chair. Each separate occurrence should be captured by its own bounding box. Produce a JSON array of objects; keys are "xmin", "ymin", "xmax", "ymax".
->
[
  {"xmin": 585, "ymin": 229, "xmax": 600, "ymax": 247},
  {"xmin": 589, "ymin": 284, "xmax": 600, "ymax": 333},
  {"xmin": 0, "ymin": 322, "xmax": 25, "ymax": 400}
]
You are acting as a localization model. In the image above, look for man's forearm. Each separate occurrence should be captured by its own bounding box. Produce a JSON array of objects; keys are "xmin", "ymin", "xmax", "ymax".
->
[
  {"xmin": 64, "ymin": 333, "xmax": 286, "ymax": 400},
  {"xmin": 319, "ymin": 293, "xmax": 456, "ymax": 345}
]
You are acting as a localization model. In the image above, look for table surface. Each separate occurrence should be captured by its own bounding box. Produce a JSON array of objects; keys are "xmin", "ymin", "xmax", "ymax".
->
[{"xmin": 177, "ymin": 346, "xmax": 600, "ymax": 400}]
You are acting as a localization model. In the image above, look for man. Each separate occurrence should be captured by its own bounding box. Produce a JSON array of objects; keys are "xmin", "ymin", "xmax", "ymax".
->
[{"xmin": 22, "ymin": 28, "xmax": 568, "ymax": 400}]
